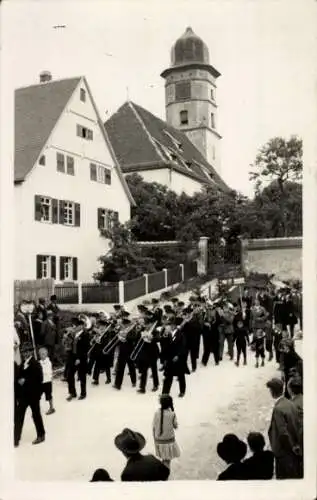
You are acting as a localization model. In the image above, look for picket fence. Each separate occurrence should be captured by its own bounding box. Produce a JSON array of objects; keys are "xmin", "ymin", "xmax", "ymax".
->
[{"xmin": 15, "ymin": 261, "xmax": 197, "ymax": 306}]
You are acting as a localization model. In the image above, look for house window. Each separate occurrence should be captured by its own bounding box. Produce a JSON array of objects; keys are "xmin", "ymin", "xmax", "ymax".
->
[
  {"xmin": 39, "ymin": 155, "xmax": 46, "ymax": 166},
  {"xmin": 98, "ymin": 208, "xmax": 119, "ymax": 230},
  {"xmin": 175, "ymin": 82, "xmax": 191, "ymax": 100},
  {"xmin": 80, "ymin": 88, "xmax": 86, "ymax": 102},
  {"xmin": 40, "ymin": 197, "xmax": 52, "ymax": 222},
  {"xmin": 66, "ymin": 156, "xmax": 75, "ymax": 175},
  {"xmin": 180, "ymin": 110, "xmax": 188, "ymax": 125},
  {"xmin": 36, "ymin": 255, "xmax": 56, "ymax": 279},
  {"xmin": 63, "ymin": 201, "xmax": 75, "ymax": 226},
  {"xmin": 64, "ymin": 257, "xmax": 73, "ymax": 281},
  {"xmin": 210, "ymin": 113, "xmax": 215, "ymax": 129},
  {"xmin": 77, "ymin": 124, "xmax": 93, "ymax": 140},
  {"xmin": 60, "ymin": 256, "xmax": 78, "ymax": 281},
  {"xmin": 56, "ymin": 152, "xmax": 65, "ymax": 172},
  {"xmin": 91, "ymin": 163, "xmax": 111, "ymax": 185}
]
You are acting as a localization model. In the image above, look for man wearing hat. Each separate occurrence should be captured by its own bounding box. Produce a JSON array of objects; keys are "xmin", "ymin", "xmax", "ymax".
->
[
  {"xmin": 135, "ymin": 312, "xmax": 160, "ymax": 394},
  {"xmin": 14, "ymin": 342, "xmax": 46, "ymax": 447},
  {"xmin": 161, "ymin": 317, "xmax": 190, "ymax": 398},
  {"xmin": 113, "ymin": 318, "xmax": 137, "ymax": 390},
  {"xmin": 40, "ymin": 309, "xmax": 58, "ymax": 362},
  {"xmin": 217, "ymin": 434, "xmax": 247, "ymax": 480},
  {"xmin": 66, "ymin": 316, "xmax": 91, "ymax": 401},
  {"xmin": 266, "ymin": 377, "xmax": 302, "ymax": 479},
  {"xmin": 114, "ymin": 428, "xmax": 169, "ymax": 481}
]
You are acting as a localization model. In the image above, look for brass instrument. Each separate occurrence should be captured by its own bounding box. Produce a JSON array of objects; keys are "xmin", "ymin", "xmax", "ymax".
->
[
  {"xmin": 102, "ymin": 320, "xmax": 138, "ymax": 355},
  {"xmin": 130, "ymin": 321, "xmax": 158, "ymax": 362},
  {"xmin": 88, "ymin": 324, "xmax": 112, "ymax": 357}
]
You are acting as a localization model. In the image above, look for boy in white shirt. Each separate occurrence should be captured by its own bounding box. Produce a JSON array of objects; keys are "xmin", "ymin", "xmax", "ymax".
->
[{"xmin": 39, "ymin": 347, "xmax": 55, "ymax": 415}]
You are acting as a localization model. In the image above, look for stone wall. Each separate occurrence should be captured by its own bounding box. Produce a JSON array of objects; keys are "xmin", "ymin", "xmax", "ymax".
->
[{"xmin": 241, "ymin": 237, "xmax": 302, "ymax": 281}]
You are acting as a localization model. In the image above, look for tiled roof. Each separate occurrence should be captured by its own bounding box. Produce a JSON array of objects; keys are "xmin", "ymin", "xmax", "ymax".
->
[
  {"xmin": 104, "ymin": 101, "xmax": 230, "ymax": 192},
  {"xmin": 15, "ymin": 77, "xmax": 81, "ymax": 181}
]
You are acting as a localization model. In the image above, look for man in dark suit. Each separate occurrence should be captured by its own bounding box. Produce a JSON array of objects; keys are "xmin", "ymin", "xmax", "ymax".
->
[
  {"xmin": 243, "ymin": 432, "xmax": 274, "ymax": 479},
  {"xmin": 14, "ymin": 342, "xmax": 45, "ymax": 447},
  {"xmin": 162, "ymin": 317, "xmax": 190, "ymax": 398},
  {"xmin": 66, "ymin": 317, "xmax": 90, "ymax": 401},
  {"xmin": 115, "ymin": 428, "xmax": 169, "ymax": 481},
  {"xmin": 266, "ymin": 377, "xmax": 302, "ymax": 479},
  {"xmin": 40, "ymin": 310, "xmax": 57, "ymax": 361},
  {"xmin": 287, "ymin": 376, "xmax": 303, "ymax": 476}
]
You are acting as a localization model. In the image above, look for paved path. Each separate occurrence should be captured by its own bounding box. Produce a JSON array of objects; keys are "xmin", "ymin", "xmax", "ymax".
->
[{"xmin": 15, "ymin": 340, "xmax": 302, "ymax": 482}]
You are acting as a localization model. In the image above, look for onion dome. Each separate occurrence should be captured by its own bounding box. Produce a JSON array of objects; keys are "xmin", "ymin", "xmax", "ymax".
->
[{"xmin": 171, "ymin": 27, "xmax": 209, "ymax": 67}]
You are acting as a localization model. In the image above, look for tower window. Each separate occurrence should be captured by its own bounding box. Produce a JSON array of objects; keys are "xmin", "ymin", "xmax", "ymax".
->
[
  {"xmin": 175, "ymin": 82, "xmax": 191, "ymax": 100},
  {"xmin": 210, "ymin": 113, "xmax": 215, "ymax": 129},
  {"xmin": 210, "ymin": 88, "xmax": 215, "ymax": 100},
  {"xmin": 180, "ymin": 110, "xmax": 188, "ymax": 125}
]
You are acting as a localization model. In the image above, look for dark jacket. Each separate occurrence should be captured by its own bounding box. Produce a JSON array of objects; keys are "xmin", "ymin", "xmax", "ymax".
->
[
  {"xmin": 16, "ymin": 357, "xmax": 43, "ymax": 401},
  {"xmin": 217, "ymin": 462, "xmax": 246, "ymax": 480},
  {"xmin": 243, "ymin": 450, "xmax": 274, "ymax": 479},
  {"xmin": 121, "ymin": 453, "xmax": 170, "ymax": 481},
  {"xmin": 41, "ymin": 319, "xmax": 57, "ymax": 347},
  {"xmin": 268, "ymin": 396, "xmax": 300, "ymax": 458},
  {"xmin": 164, "ymin": 329, "xmax": 190, "ymax": 376}
]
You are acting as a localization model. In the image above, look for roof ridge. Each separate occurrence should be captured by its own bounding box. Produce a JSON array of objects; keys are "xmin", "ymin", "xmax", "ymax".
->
[
  {"xmin": 15, "ymin": 76, "xmax": 82, "ymax": 92},
  {"xmin": 127, "ymin": 102, "xmax": 166, "ymax": 162}
]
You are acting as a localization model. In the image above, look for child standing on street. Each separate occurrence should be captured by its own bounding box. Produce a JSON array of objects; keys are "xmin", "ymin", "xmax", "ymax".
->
[
  {"xmin": 233, "ymin": 320, "xmax": 249, "ymax": 366},
  {"xmin": 152, "ymin": 394, "xmax": 180, "ymax": 469},
  {"xmin": 251, "ymin": 329, "xmax": 266, "ymax": 368},
  {"xmin": 39, "ymin": 347, "xmax": 55, "ymax": 415}
]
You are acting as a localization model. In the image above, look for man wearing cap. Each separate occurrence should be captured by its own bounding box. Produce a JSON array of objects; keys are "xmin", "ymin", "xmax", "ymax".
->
[
  {"xmin": 14, "ymin": 342, "xmax": 46, "ymax": 447},
  {"xmin": 113, "ymin": 317, "xmax": 137, "ymax": 390},
  {"xmin": 162, "ymin": 317, "xmax": 190, "ymax": 397},
  {"xmin": 115, "ymin": 428, "xmax": 169, "ymax": 481},
  {"xmin": 135, "ymin": 312, "xmax": 160, "ymax": 394},
  {"xmin": 40, "ymin": 309, "xmax": 58, "ymax": 363},
  {"xmin": 66, "ymin": 316, "xmax": 90, "ymax": 401},
  {"xmin": 266, "ymin": 377, "xmax": 302, "ymax": 479}
]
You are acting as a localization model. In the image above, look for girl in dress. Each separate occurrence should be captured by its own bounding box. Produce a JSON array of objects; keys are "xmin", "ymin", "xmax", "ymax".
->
[{"xmin": 152, "ymin": 394, "xmax": 180, "ymax": 469}]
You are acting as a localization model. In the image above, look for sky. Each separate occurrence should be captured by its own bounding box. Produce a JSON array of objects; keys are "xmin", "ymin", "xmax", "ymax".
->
[{"xmin": 2, "ymin": 0, "xmax": 316, "ymax": 196}]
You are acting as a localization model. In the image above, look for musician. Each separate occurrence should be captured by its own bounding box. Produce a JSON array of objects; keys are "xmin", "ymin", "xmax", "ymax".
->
[
  {"xmin": 201, "ymin": 302, "xmax": 220, "ymax": 366},
  {"xmin": 183, "ymin": 299, "xmax": 202, "ymax": 373},
  {"xmin": 221, "ymin": 301, "xmax": 235, "ymax": 361},
  {"xmin": 89, "ymin": 312, "xmax": 112, "ymax": 385},
  {"xmin": 135, "ymin": 313, "xmax": 160, "ymax": 394},
  {"xmin": 66, "ymin": 316, "xmax": 90, "ymax": 401},
  {"xmin": 162, "ymin": 316, "xmax": 190, "ymax": 398},
  {"xmin": 14, "ymin": 308, "xmax": 30, "ymax": 342},
  {"xmin": 151, "ymin": 299, "xmax": 163, "ymax": 326},
  {"xmin": 113, "ymin": 318, "xmax": 137, "ymax": 391}
]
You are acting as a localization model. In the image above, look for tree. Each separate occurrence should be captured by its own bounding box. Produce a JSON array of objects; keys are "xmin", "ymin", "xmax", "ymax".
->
[
  {"xmin": 94, "ymin": 219, "xmax": 156, "ymax": 282},
  {"xmin": 249, "ymin": 136, "xmax": 302, "ymax": 236}
]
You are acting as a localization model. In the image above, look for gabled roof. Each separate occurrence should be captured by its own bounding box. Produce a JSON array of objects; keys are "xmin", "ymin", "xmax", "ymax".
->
[
  {"xmin": 15, "ymin": 77, "xmax": 81, "ymax": 182},
  {"xmin": 14, "ymin": 76, "xmax": 135, "ymax": 205},
  {"xmin": 104, "ymin": 101, "xmax": 230, "ymax": 192}
]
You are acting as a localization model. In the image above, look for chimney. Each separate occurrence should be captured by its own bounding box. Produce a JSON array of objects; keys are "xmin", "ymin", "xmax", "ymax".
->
[{"xmin": 39, "ymin": 71, "xmax": 52, "ymax": 83}]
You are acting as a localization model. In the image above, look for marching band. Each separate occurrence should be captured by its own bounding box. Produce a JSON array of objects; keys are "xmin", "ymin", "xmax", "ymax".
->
[{"xmin": 14, "ymin": 283, "xmax": 302, "ymax": 405}]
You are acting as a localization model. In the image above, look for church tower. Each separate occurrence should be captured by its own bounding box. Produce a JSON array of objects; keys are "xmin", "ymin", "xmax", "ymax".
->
[{"xmin": 161, "ymin": 27, "xmax": 222, "ymax": 174}]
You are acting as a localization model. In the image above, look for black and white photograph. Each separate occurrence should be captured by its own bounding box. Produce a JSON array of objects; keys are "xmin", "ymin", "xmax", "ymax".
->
[{"xmin": 0, "ymin": 0, "xmax": 316, "ymax": 499}]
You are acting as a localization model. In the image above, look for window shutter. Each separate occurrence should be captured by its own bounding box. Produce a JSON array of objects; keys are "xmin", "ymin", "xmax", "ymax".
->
[
  {"xmin": 59, "ymin": 200, "xmax": 65, "ymax": 225},
  {"xmin": 67, "ymin": 156, "xmax": 75, "ymax": 175},
  {"xmin": 74, "ymin": 203, "xmax": 81, "ymax": 226},
  {"xmin": 72, "ymin": 257, "xmax": 78, "ymax": 281},
  {"xmin": 51, "ymin": 256, "xmax": 56, "ymax": 279},
  {"xmin": 76, "ymin": 124, "xmax": 82, "ymax": 137},
  {"xmin": 52, "ymin": 199, "xmax": 59, "ymax": 224},
  {"xmin": 97, "ymin": 208, "xmax": 103, "ymax": 229},
  {"xmin": 90, "ymin": 163, "xmax": 97, "ymax": 181},
  {"xmin": 34, "ymin": 195, "xmax": 42, "ymax": 221},
  {"xmin": 60, "ymin": 257, "xmax": 65, "ymax": 281},
  {"xmin": 36, "ymin": 255, "xmax": 42, "ymax": 279},
  {"xmin": 175, "ymin": 82, "xmax": 191, "ymax": 100},
  {"xmin": 56, "ymin": 153, "xmax": 65, "ymax": 172},
  {"xmin": 105, "ymin": 169, "xmax": 111, "ymax": 185}
]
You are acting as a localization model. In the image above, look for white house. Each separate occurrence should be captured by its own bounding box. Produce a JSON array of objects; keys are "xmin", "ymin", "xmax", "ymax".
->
[{"xmin": 14, "ymin": 72, "xmax": 135, "ymax": 283}]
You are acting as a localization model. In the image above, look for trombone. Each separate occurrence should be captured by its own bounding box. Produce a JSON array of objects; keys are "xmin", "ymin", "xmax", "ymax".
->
[
  {"xmin": 130, "ymin": 321, "xmax": 158, "ymax": 362},
  {"xmin": 88, "ymin": 324, "xmax": 112, "ymax": 358},
  {"xmin": 102, "ymin": 320, "xmax": 138, "ymax": 355}
]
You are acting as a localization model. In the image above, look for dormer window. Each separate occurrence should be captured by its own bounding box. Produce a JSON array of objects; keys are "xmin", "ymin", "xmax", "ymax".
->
[
  {"xmin": 180, "ymin": 110, "xmax": 188, "ymax": 125},
  {"xmin": 163, "ymin": 130, "xmax": 183, "ymax": 151},
  {"xmin": 39, "ymin": 155, "xmax": 46, "ymax": 166},
  {"xmin": 80, "ymin": 88, "xmax": 86, "ymax": 102},
  {"xmin": 184, "ymin": 161, "xmax": 192, "ymax": 170}
]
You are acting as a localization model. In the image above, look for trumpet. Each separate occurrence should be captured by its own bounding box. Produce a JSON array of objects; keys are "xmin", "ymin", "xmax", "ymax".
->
[{"xmin": 130, "ymin": 321, "xmax": 158, "ymax": 362}]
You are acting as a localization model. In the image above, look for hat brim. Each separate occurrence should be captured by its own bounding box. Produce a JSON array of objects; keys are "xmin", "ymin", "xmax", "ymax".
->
[
  {"xmin": 217, "ymin": 440, "xmax": 247, "ymax": 463},
  {"xmin": 114, "ymin": 432, "xmax": 146, "ymax": 454}
]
